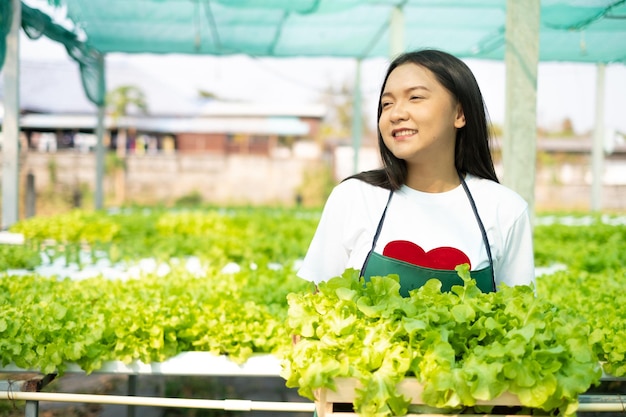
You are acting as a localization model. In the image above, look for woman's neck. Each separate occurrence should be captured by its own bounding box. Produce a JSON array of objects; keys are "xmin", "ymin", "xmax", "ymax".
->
[{"xmin": 405, "ymin": 165, "xmax": 460, "ymax": 193}]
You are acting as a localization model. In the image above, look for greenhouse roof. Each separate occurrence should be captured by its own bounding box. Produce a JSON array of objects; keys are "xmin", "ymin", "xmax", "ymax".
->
[{"xmin": 19, "ymin": 0, "xmax": 626, "ymax": 63}]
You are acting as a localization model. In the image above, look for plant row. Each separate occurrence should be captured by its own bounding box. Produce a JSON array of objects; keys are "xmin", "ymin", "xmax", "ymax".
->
[{"xmin": 0, "ymin": 208, "xmax": 625, "ymax": 417}]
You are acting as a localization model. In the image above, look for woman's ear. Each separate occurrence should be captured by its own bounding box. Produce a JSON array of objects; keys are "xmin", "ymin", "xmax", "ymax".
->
[{"xmin": 454, "ymin": 104, "xmax": 466, "ymax": 128}]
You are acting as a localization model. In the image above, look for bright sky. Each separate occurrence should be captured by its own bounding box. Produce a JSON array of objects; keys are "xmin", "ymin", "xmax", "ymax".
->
[{"xmin": 15, "ymin": 32, "xmax": 626, "ymax": 137}]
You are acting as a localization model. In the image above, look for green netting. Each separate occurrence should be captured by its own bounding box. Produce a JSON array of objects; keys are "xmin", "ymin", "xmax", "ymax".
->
[
  {"xmin": 2, "ymin": 0, "xmax": 626, "ymax": 106},
  {"xmin": 1, "ymin": 1, "xmax": 104, "ymax": 105},
  {"xmin": 20, "ymin": 1, "xmax": 105, "ymax": 106},
  {"xmin": 34, "ymin": 0, "xmax": 626, "ymax": 63},
  {"xmin": 0, "ymin": 0, "xmax": 13, "ymax": 69}
]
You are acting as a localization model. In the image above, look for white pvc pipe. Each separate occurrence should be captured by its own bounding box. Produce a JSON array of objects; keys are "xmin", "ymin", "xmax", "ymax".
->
[
  {"xmin": 2, "ymin": 391, "xmax": 624, "ymax": 413},
  {"xmin": 578, "ymin": 402, "xmax": 625, "ymax": 413},
  {"xmin": 0, "ymin": 391, "xmax": 316, "ymax": 412}
]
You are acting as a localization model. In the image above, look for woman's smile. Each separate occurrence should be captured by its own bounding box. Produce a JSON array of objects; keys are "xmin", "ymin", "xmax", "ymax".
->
[{"xmin": 392, "ymin": 129, "xmax": 418, "ymax": 139}]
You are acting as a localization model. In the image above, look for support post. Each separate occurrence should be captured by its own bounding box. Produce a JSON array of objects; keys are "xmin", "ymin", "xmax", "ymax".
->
[
  {"xmin": 95, "ymin": 104, "xmax": 106, "ymax": 210},
  {"xmin": 24, "ymin": 400, "xmax": 39, "ymax": 417},
  {"xmin": 502, "ymin": 0, "xmax": 540, "ymax": 219},
  {"xmin": 128, "ymin": 374, "xmax": 137, "ymax": 417},
  {"xmin": 591, "ymin": 63, "xmax": 606, "ymax": 212},
  {"xmin": 25, "ymin": 172, "xmax": 35, "ymax": 218},
  {"xmin": 351, "ymin": 60, "xmax": 362, "ymax": 175},
  {"xmin": 389, "ymin": 6, "xmax": 404, "ymax": 59},
  {"xmin": 94, "ymin": 54, "xmax": 106, "ymax": 210},
  {"xmin": 1, "ymin": 0, "xmax": 21, "ymax": 229}
]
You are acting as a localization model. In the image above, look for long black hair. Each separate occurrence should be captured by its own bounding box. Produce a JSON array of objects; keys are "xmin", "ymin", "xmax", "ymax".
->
[{"xmin": 348, "ymin": 49, "xmax": 498, "ymax": 190}]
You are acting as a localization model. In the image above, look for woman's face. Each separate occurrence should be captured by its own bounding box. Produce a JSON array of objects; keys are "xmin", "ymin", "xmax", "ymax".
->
[{"xmin": 378, "ymin": 63, "xmax": 465, "ymax": 167}]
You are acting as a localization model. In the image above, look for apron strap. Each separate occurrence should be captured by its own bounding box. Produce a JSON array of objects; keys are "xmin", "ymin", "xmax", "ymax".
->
[
  {"xmin": 360, "ymin": 176, "xmax": 496, "ymax": 292},
  {"xmin": 459, "ymin": 173, "xmax": 496, "ymax": 292},
  {"xmin": 359, "ymin": 189, "xmax": 394, "ymax": 276}
]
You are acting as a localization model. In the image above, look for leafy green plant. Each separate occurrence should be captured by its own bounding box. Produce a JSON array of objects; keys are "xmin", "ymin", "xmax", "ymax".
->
[
  {"xmin": 0, "ymin": 263, "xmax": 311, "ymax": 375},
  {"xmin": 537, "ymin": 267, "xmax": 626, "ymax": 378},
  {"xmin": 8, "ymin": 207, "xmax": 320, "ymax": 265},
  {"xmin": 2, "ymin": 209, "xmax": 626, "ymax": 417},
  {"xmin": 533, "ymin": 215, "xmax": 626, "ymax": 272},
  {"xmin": 282, "ymin": 268, "xmax": 602, "ymax": 417},
  {"xmin": 0, "ymin": 245, "xmax": 41, "ymax": 270}
]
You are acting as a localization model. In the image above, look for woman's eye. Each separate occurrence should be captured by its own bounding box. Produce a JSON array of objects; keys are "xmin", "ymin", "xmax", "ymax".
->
[
  {"xmin": 381, "ymin": 101, "xmax": 392, "ymax": 108},
  {"xmin": 410, "ymin": 96, "xmax": 423, "ymax": 100}
]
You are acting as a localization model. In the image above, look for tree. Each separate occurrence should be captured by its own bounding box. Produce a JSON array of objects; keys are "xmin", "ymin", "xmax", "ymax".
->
[
  {"xmin": 561, "ymin": 117, "xmax": 575, "ymax": 136},
  {"xmin": 105, "ymin": 85, "xmax": 148, "ymax": 205},
  {"xmin": 105, "ymin": 85, "xmax": 148, "ymax": 157},
  {"xmin": 319, "ymin": 82, "xmax": 374, "ymax": 145}
]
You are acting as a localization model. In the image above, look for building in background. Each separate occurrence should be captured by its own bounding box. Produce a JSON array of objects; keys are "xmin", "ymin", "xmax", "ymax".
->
[{"xmin": 1, "ymin": 58, "xmax": 325, "ymax": 155}]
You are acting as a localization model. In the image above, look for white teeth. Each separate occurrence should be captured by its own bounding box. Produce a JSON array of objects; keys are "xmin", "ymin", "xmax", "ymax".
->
[{"xmin": 394, "ymin": 130, "xmax": 416, "ymax": 137}]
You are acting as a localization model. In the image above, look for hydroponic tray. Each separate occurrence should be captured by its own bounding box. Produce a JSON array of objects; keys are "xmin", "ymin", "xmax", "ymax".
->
[
  {"xmin": 315, "ymin": 377, "xmax": 530, "ymax": 417},
  {"xmin": 0, "ymin": 352, "xmax": 282, "ymax": 377}
]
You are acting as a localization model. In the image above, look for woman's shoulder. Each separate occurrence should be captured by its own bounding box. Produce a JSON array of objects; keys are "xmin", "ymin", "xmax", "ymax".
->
[
  {"xmin": 331, "ymin": 177, "xmax": 390, "ymax": 202},
  {"xmin": 466, "ymin": 175, "xmax": 529, "ymax": 211},
  {"xmin": 323, "ymin": 177, "xmax": 390, "ymax": 215}
]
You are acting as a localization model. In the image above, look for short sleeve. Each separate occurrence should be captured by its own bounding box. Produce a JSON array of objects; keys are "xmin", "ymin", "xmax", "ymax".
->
[
  {"xmin": 496, "ymin": 206, "xmax": 536, "ymax": 289},
  {"xmin": 296, "ymin": 184, "xmax": 354, "ymax": 284}
]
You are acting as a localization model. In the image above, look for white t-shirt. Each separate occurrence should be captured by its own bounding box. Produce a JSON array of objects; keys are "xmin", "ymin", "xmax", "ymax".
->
[{"xmin": 297, "ymin": 175, "xmax": 535, "ymax": 289}]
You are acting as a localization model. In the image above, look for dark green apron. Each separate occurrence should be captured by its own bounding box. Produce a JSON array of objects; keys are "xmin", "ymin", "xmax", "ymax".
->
[{"xmin": 360, "ymin": 175, "xmax": 495, "ymax": 296}]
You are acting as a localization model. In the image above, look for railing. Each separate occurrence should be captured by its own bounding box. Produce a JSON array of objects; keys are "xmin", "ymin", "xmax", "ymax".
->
[
  {"xmin": 1, "ymin": 352, "xmax": 315, "ymax": 417},
  {"xmin": 1, "ymin": 353, "xmax": 624, "ymax": 417}
]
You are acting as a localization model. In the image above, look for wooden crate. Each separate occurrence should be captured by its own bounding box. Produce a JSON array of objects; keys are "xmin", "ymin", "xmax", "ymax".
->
[{"xmin": 314, "ymin": 377, "xmax": 529, "ymax": 417}]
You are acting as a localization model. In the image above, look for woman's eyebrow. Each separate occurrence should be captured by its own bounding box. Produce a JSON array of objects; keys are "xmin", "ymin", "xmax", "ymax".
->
[{"xmin": 381, "ymin": 85, "xmax": 430, "ymax": 98}]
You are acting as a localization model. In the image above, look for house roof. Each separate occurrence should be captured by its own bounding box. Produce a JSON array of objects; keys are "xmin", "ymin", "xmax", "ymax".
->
[
  {"xmin": 0, "ymin": 57, "xmax": 327, "ymax": 119},
  {"xmin": 16, "ymin": 113, "xmax": 312, "ymax": 135}
]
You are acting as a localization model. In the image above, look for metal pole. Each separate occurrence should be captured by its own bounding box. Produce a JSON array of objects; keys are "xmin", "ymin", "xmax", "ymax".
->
[
  {"xmin": 389, "ymin": 6, "xmax": 404, "ymax": 59},
  {"xmin": 127, "ymin": 374, "xmax": 137, "ymax": 417},
  {"xmin": 24, "ymin": 400, "xmax": 39, "ymax": 417},
  {"xmin": 591, "ymin": 63, "xmax": 606, "ymax": 212},
  {"xmin": 94, "ymin": 54, "xmax": 106, "ymax": 210},
  {"xmin": 351, "ymin": 60, "xmax": 362, "ymax": 175},
  {"xmin": 95, "ymin": 104, "xmax": 106, "ymax": 210},
  {"xmin": 502, "ymin": 0, "xmax": 540, "ymax": 221},
  {"xmin": 25, "ymin": 172, "xmax": 35, "ymax": 217},
  {"xmin": 1, "ymin": 0, "xmax": 21, "ymax": 229}
]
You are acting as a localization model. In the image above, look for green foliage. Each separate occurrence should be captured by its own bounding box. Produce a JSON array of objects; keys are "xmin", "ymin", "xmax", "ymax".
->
[
  {"xmin": 174, "ymin": 191, "xmax": 204, "ymax": 207},
  {"xmin": 0, "ymin": 244, "xmax": 41, "ymax": 270},
  {"xmin": 2, "ymin": 209, "xmax": 626, "ymax": 417},
  {"xmin": 47, "ymin": 157, "xmax": 58, "ymax": 184},
  {"xmin": 533, "ymin": 216, "xmax": 626, "ymax": 272},
  {"xmin": 105, "ymin": 85, "xmax": 148, "ymax": 119},
  {"xmin": 537, "ymin": 268, "xmax": 626, "ymax": 378},
  {"xmin": 105, "ymin": 152, "xmax": 126, "ymax": 173},
  {"xmin": 8, "ymin": 207, "xmax": 320, "ymax": 265},
  {"xmin": 0, "ymin": 264, "xmax": 311, "ymax": 375},
  {"xmin": 297, "ymin": 163, "xmax": 336, "ymax": 207},
  {"xmin": 282, "ymin": 268, "xmax": 602, "ymax": 417}
]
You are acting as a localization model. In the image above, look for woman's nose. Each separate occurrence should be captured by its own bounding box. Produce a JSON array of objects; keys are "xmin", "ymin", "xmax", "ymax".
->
[{"xmin": 389, "ymin": 102, "xmax": 409, "ymax": 122}]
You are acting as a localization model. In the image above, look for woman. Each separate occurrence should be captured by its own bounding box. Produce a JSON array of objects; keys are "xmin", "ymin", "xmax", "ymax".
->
[{"xmin": 298, "ymin": 49, "xmax": 535, "ymax": 295}]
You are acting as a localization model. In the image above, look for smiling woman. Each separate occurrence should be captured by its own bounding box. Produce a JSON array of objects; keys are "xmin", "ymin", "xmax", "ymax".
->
[{"xmin": 297, "ymin": 49, "xmax": 535, "ymax": 296}]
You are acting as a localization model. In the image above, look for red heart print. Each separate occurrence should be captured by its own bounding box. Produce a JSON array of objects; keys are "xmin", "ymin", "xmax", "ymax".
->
[{"xmin": 383, "ymin": 240, "xmax": 471, "ymax": 270}]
